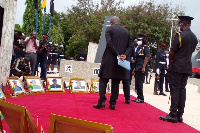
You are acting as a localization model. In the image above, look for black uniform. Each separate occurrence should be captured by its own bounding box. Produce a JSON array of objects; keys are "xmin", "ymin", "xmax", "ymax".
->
[
  {"xmin": 134, "ymin": 45, "xmax": 150, "ymax": 101},
  {"xmin": 155, "ymin": 50, "xmax": 167, "ymax": 94},
  {"xmin": 159, "ymin": 16, "xmax": 198, "ymax": 123},
  {"xmin": 47, "ymin": 46, "xmax": 57, "ymax": 65},
  {"xmin": 35, "ymin": 42, "xmax": 48, "ymax": 80},
  {"xmin": 168, "ymin": 28, "xmax": 198, "ymax": 118},
  {"xmin": 77, "ymin": 51, "xmax": 87, "ymax": 61},
  {"xmin": 145, "ymin": 57, "xmax": 152, "ymax": 83},
  {"xmin": 57, "ymin": 50, "xmax": 65, "ymax": 65}
]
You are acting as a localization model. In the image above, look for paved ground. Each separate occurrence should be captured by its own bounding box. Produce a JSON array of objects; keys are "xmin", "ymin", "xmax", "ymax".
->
[
  {"xmin": 46, "ymin": 69, "xmax": 200, "ymax": 131},
  {"xmin": 121, "ymin": 74, "xmax": 200, "ymax": 131}
]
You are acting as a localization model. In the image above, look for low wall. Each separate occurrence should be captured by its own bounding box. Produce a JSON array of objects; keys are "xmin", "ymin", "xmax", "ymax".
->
[{"xmin": 59, "ymin": 60, "xmax": 101, "ymax": 85}]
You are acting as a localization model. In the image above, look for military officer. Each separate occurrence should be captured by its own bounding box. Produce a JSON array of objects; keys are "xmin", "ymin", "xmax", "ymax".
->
[
  {"xmin": 132, "ymin": 34, "xmax": 150, "ymax": 103},
  {"xmin": 160, "ymin": 16, "xmax": 198, "ymax": 123},
  {"xmin": 155, "ymin": 43, "xmax": 167, "ymax": 96}
]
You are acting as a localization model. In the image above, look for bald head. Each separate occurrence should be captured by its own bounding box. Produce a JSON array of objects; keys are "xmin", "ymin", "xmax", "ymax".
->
[{"xmin": 110, "ymin": 16, "xmax": 119, "ymax": 25}]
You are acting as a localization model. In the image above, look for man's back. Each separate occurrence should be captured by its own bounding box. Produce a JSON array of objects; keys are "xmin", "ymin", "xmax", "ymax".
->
[
  {"xmin": 169, "ymin": 28, "xmax": 198, "ymax": 75},
  {"xmin": 99, "ymin": 24, "xmax": 132, "ymax": 79}
]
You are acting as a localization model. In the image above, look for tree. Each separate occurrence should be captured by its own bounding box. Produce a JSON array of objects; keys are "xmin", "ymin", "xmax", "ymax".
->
[
  {"xmin": 14, "ymin": 24, "xmax": 22, "ymax": 31},
  {"xmin": 22, "ymin": 0, "xmax": 43, "ymax": 40}
]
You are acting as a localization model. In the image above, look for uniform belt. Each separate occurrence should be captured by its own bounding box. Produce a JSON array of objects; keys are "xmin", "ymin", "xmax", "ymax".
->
[
  {"xmin": 49, "ymin": 53, "xmax": 57, "ymax": 54},
  {"xmin": 60, "ymin": 55, "xmax": 64, "ymax": 56},
  {"xmin": 159, "ymin": 62, "xmax": 166, "ymax": 64}
]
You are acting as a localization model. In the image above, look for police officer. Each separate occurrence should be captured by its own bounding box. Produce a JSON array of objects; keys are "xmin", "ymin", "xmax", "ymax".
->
[
  {"xmin": 47, "ymin": 42, "xmax": 53, "ymax": 74},
  {"xmin": 132, "ymin": 34, "xmax": 150, "ymax": 103},
  {"xmin": 51, "ymin": 43, "xmax": 58, "ymax": 73},
  {"xmin": 57, "ymin": 45, "xmax": 65, "ymax": 73},
  {"xmin": 155, "ymin": 44, "xmax": 167, "ymax": 96},
  {"xmin": 160, "ymin": 16, "xmax": 198, "ymax": 123},
  {"xmin": 77, "ymin": 48, "xmax": 87, "ymax": 61},
  {"xmin": 35, "ymin": 34, "xmax": 49, "ymax": 80}
]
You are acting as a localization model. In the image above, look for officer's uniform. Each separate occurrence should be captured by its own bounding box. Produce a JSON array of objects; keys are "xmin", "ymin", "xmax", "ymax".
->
[
  {"xmin": 57, "ymin": 45, "xmax": 65, "ymax": 65},
  {"xmin": 160, "ymin": 16, "xmax": 198, "ymax": 122},
  {"xmin": 77, "ymin": 48, "xmax": 87, "ymax": 61},
  {"xmin": 47, "ymin": 45, "xmax": 53, "ymax": 65},
  {"xmin": 51, "ymin": 44, "xmax": 58, "ymax": 65},
  {"xmin": 155, "ymin": 44, "xmax": 167, "ymax": 95},
  {"xmin": 133, "ymin": 34, "xmax": 150, "ymax": 102},
  {"xmin": 35, "ymin": 39, "xmax": 48, "ymax": 80}
]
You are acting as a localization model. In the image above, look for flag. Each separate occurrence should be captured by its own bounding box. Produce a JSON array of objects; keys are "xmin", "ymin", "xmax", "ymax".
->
[
  {"xmin": 36, "ymin": 121, "xmax": 44, "ymax": 133},
  {"xmin": 34, "ymin": 0, "xmax": 38, "ymax": 9},
  {"xmin": 46, "ymin": 81, "xmax": 51, "ymax": 90},
  {"xmin": 12, "ymin": 82, "xmax": 16, "ymax": 91},
  {"xmin": 41, "ymin": 0, "xmax": 46, "ymax": 12},
  {"xmin": 67, "ymin": 82, "xmax": 73, "ymax": 88},
  {"xmin": 93, "ymin": 83, "xmax": 98, "ymax": 91},
  {"xmin": 0, "ymin": 111, "xmax": 4, "ymax": 120},
  {"xmin": 50, "ymin": 0, "xmax": 54, "ymax": 16},
  {"xmin": 29, "ymin": 81, "xmax": 33, "ymax": 90}
]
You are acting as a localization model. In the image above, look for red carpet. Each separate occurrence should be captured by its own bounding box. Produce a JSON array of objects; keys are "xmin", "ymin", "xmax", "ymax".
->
[{"xmin": 2, "ymin": 91, "xmax": 199, "ymax": 133}]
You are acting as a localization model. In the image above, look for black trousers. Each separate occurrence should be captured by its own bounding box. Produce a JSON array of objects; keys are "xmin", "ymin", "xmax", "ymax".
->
[
  {"xmin": 165, "ymin": 72, "xmax": 169, "ymax": 91},
  {"xmin": 158, "ymin": 69, "xmax": 165, "ymax": 93},
  {"xmin": 122, "ymin": 79, "xmax": 130, "ymax": 101},
  {"xmin": 169, "ymin": 71, "xmax": 188, "ymax": 117},
  {"xmin": 98, "ymin": 78, "xmax": 121, "ymax": 105},
  {"xmin": 135, "ymin": 71, "xmax": 145, "ymax": 100}
]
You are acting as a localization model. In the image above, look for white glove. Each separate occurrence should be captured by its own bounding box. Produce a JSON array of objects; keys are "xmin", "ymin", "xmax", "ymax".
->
[
  {"xmin": 165, "ymin": 70, "xmax": 167, "ymax": 74},
  {"xmin": 156, "ymin": 68, "xmax": 160, "ymax": 74}
]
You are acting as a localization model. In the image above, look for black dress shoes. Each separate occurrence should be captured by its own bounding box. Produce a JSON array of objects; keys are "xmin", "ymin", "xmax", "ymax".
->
[
  {"xmin": 159, "ymin": 92, "xmax": 167, "ymax": 96},
  {"xmin": 160, "ymin": 115, "xmax": 178, "ymax": 123},
  {"xmin": 93, "ymin": 103, "xmax": 105, "ymax": 109},
  {"xmin": 125, "ymin": 100, "xmax": 130, "ymax": 104},
  {"xmin": 109, "ymin": 105, "xmax": 115, "ymax": 110},
  {"xmin": 165, "ymin": 89, "xmax": 170, "ymax": 92},
  {"xmin": 134, "ymin": 99, "xmax": 144, "ymax": 103},
  {"xmin": 178, "ymin": 117, "xmax": 183, "ymax": 123},
  {"xmin": 132, "ymin": 98, "xmax": 138, "ymax": 102}
]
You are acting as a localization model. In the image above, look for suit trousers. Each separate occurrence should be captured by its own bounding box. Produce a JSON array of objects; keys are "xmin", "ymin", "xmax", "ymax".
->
[
  {"xmin": 135, "ymin": 71, "xmax": 145, "ymax": 100},
  {"xmin": 169, "ymin": 71, "xmax": 188, "ymax": 117},
  {"xmin": 122, "ymin": 79, "xmax": 130, "ymax": 101},
  {"xmin": 98, "ymin": 78, "xmax": 121, "ymax": 105}
]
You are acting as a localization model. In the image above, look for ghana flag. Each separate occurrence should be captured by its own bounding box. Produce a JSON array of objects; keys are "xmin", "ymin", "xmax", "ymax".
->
[{"xmin": 41, "ymin": 0, "xmax": 46, "ymax": 12}]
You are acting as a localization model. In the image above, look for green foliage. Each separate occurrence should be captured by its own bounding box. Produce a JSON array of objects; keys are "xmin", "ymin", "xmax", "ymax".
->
[
  {"xmin": 19, "ymin": 0, "xmax": 185, "ymax": 58},
  {"xmin": 22, "ymin": 0, "xmax": 43, "ymax": 40},
  {"xmin": 14, "ymin": 24, "xmax": 21, "ymax": 31},
  {"xmin": 49, "ymin": 23, "xmax": 65, "ymax": 46}
]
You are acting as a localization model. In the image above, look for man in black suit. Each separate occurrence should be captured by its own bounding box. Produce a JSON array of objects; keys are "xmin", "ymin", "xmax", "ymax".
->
[
  {"xmin": 51, "ymin": 79, "xmax": 61, "ymax": 88},
  {"xmin": 93, "ymin": 16, "xmax": 132, "ymax": 110}
]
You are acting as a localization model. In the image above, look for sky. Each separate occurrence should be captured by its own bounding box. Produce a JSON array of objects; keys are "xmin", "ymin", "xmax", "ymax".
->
[{"xmin": 15, "ymin": 0, "xmax": 200, "ymax": 39}]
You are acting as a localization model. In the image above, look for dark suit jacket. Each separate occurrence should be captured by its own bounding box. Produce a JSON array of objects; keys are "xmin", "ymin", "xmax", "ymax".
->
[{"xmin": 98, "ymin": 24, "xmax": 133, "ymax": 79}]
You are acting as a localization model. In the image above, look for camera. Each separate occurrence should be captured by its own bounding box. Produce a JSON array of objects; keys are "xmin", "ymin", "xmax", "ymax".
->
[{"xmin": 32, "ymin": 35, "xmax": 36, "ymax": 39}]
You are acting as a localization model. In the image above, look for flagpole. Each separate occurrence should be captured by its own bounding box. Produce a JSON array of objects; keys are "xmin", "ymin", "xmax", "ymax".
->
[
  {"xmin": 48, "ymin": 15, "xmax": 52, "ymax": 42},
  {"xmin": 42, "ymin": 10, "xmax": 46, "ymax": 35},
  {"xmin": 35, "ymin": 8, "xmax": 38, "ymax": 37}
]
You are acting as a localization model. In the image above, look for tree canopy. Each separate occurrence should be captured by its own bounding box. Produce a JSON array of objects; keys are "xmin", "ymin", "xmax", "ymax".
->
[{"xmin": 18, "ymin": 0, "xmax": 185, "ymax": 57}]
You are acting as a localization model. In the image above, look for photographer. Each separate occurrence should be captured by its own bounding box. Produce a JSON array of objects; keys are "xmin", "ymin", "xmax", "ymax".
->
[
  {"xmin": 24, "ymin": 32, "xmax": 39, "ymax": 76},
  {"xmin": 34, "ymin": 34, "xmax": 49, "ymax": 80},
  {"xmin": 13, "ymin": 30, "xmax": 26, "ymax": 59},
  {"xmin": 11, "ymin": 57, "xmax": 31, "ymax": 77},
  {"xmin": 10, "ymin": 30, "xmax": 25, "ymax": 76}
]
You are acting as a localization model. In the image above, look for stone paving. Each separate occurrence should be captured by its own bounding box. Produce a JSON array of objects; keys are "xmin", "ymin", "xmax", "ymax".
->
[{"xmin": 119, "ymin": 74, "xmax": 200, "ymax": 131}]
